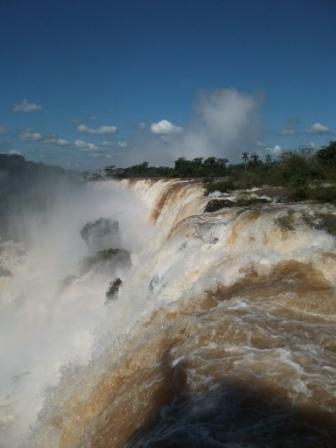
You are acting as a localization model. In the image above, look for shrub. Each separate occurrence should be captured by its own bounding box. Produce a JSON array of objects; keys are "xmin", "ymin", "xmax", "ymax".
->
[
  {"xmin": 317, "ymin": 141, "xmax": 336, "ymax": 167},
  {"xmin": 309, "ymin": 186, "xmax": 336, "ymax": 204},
  {"xmin": 205, "ymin": 180, "xmax": 235, "ymax": 195},
  {"xmin": 287, "ymin": 175, "xmax": 309, "ymax": 201}
]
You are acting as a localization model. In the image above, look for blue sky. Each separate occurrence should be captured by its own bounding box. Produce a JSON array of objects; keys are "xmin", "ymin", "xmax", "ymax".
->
[{"xmin": 0, "ymin": 0, "xmax": 335, "ymax": 168}]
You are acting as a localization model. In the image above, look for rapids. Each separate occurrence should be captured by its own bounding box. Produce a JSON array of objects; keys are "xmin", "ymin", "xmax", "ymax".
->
[{"xmin": 1, "ymin": 179, "xmax": 336, "ymax": 447}]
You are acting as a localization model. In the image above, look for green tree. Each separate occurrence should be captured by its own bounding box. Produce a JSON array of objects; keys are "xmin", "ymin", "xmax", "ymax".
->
[
  {"xmin": 241, "ymin": 152, "xmax": 249, "ymax": 169},
  {"xmin": 317, "ymin": 141, "xmax": 336, "ymax": 167},
  {"xmin": 249, "ymin": 152, "xmax": 260, "ymax": 166}
]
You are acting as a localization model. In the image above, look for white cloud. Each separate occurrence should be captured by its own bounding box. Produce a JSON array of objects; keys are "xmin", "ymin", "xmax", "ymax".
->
[
  {"xmin": 255, "ymin": 141, "xmax": 282, "ymax": 156},
  {"xmin": 43, "ymin": 137, "xmax": 69, "ymax": 146},
  {"xmin": 100, "ymin": 140, "xmax": 127, "ymax": 148},
  {"xmin": 39, "ymin": 135, "xmax": 98, "ymax": 151},
  {"xmin": 306, "ymin": 122, "xmax": 330, "ymax": 135},
  {"xmin": 266, "ymin": 144, "xmax": 282, "ymax": 155},
  {"xmin": 101, "ymin": 140, "xmax": 113, "ymax": 146},
  {"xmin": 42, "ymin": 138, "xmax": 55, "ymax": 144},
  {"xmin": 74, "ymin": 139, "xmax": 98, "ymax": 151},
  {"xmin": 77, "ymin": 124, "xmax": 117, "ymax": 135},
  {"xmin": 56, "ymin": 138, "xmax": 69, "ymax": 146},
  {"xmin": 150, "ymin": 119, "xmax": 182, "ymax": 135},
  {"xmin": 13, "ymin": 99, "xmax": 42, "ymax": 113},
  {"xmin": 0, "ymin": 126, "xmax": 7, "ymax": 135},
  {"xmin": 281, "ymin": 127, "xmax": 296, "ymax": 135},
  {"xmin": 20, "ymin": 131, "xmax": 43, "ymax": 141}
]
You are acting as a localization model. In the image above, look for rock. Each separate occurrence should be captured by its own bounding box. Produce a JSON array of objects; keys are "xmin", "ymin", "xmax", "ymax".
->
[
  {"xmin": 235, "ymin": 197, "xmax": 270, "ymax": 207},
  {"xmin": 276, "ymin": 211, "xmax": 296, "ymax": 231},
  {"xmin": 81, "ymin": 218, "xmax": 121, "ymax": 253},
  {"xmin": 205, "ymin": 197, "xmax": 271, "ymax": 213},
  {"xmin": 303, "ymin": 213, "xmax": 336, "ymax": 236},
  {"xmin": 204, "ymin": 199, "xmax": 235, "ymax": 213},
  {"xmin": 81, "ymin": 248, "xmax": 131, "ymax": 274},
  {"xmin": 105, "ymin": 278, "xmax": 122, "ymax": 300}
]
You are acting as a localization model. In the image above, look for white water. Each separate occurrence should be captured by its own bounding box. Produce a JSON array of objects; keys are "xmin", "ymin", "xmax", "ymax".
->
[
  {"xmin": 1, "ymin": 179, "xmax": 336, "ymax": 447},
  {"xmin": 0, "ymin": 180, "xmax": 152, "ymax": 448}
]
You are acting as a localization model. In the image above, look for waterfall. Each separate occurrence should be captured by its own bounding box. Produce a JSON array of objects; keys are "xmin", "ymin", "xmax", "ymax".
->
[{"xmin": 1, "ymin": 179, "xmax": 336, "ymax": 447}]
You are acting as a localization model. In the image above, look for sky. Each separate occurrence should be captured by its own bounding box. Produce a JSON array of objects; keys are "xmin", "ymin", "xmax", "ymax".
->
[{"xmin": 0, "ymin": 0, "xmax": 335, "ymax": 169}]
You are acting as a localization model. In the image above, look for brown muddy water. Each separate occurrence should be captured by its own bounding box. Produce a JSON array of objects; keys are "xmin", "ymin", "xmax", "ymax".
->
[{"xmin": 1, "ymin": 180, "xmax": 336, "ymax": 447}]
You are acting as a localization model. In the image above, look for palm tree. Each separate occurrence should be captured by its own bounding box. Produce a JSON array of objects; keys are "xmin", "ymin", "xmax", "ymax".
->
[
  {"xmin": 250, "ymin": 152, "xmax": 260, "ymax": 165},
  {"xmin": 241, "ymin": 152, "xmax": 249, "ymax": 169}
]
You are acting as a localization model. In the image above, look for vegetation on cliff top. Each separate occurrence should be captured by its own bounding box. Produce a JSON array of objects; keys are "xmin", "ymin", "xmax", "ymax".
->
[
  {"xmin": 103, "ymin": 141, "xmax": 336, "ymax": 204},
  {"xmin": 1, "ymin": 141, "xmax": 336, "ymax": 212}
]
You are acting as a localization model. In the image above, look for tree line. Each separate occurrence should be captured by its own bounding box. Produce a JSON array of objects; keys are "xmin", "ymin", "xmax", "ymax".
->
[
  {"xmin": 103, "ymin": 141, "xmax": 336, "ymax": 203},
  {"xmin": 105, "ymin": 141, "xmax": 335, "ymax": 179}
]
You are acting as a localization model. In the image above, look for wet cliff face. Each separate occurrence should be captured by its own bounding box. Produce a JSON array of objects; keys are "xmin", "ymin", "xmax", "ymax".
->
[{"xmin": 2, "ymin": 179, "xmax": 336, "ymax": 448}]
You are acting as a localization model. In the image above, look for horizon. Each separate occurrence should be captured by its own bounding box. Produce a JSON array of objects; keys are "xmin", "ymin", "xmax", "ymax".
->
[
  {"xmin": 1, "ymin": 140, "xmax": 334, "ymax": 174},
  {"xmin": 0, "ymin": 0, "xmax": 335, "ymax": 169}
]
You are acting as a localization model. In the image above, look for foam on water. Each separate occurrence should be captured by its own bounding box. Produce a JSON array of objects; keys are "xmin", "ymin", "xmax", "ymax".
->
[{"xmin": 1, "ymin": 179, "xmax": 336, "ymax": 447}]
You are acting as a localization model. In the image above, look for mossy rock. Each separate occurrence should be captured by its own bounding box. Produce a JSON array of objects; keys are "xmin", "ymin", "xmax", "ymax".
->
[
  {"xmin": 81, "ymin": 248, "xmax": 131, "ymax": 274},
  {"xmin": 105, "ymin": 278, "xmax": 122, "ymax": 301},
  {"xmin": 204, "ymin": 199, "xmax": 235, "ymax": 213},
  {"xmin": 234, "ymin": 197, "xmax": 270, "ymax": 207}
]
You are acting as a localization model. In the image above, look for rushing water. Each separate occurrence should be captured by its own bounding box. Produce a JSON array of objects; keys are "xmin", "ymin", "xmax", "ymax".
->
[{"xmin": 1, "ymin": 179, "xmax": 336, "ymax": 447}]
